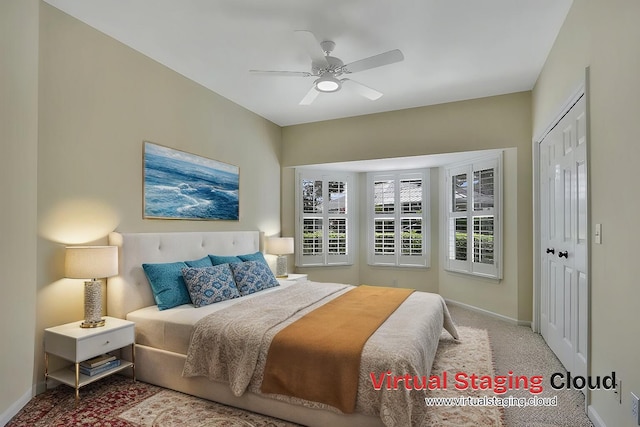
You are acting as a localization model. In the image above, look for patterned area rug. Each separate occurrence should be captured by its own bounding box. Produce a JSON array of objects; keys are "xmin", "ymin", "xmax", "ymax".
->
[
  {"xmin": 425, "ymin": 326, "xmax": 505, "ymax": 426},
  {"xmin": 8, "ymin": 326, "xmax": 502, "ymax": 427},
  {"xmin": 118, "ymin": 389, "xmax": 297, "ymax": 427}
]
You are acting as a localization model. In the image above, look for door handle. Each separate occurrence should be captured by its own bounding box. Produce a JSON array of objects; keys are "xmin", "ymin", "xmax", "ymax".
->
[
  {"xmin": 546, "ymin": 248, "xmax": 555, "ymax": 254},
  {"xmin": 558, "ymin": 251, "xmax": 568, "ymax": 258}
]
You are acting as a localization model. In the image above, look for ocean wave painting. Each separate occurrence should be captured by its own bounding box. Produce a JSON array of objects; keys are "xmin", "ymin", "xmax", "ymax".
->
[{"xmin": 144, "ymin": 142, "xmax": 239, "ymax": 220}]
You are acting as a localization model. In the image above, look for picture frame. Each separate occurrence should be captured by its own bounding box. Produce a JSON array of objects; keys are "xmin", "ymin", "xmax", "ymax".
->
[{"xmin": 143, "ymin": 141, "xmax": 239, "ymax": 220}]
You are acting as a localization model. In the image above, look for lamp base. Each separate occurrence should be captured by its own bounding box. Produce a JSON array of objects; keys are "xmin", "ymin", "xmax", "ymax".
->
[
  {"xmin": 80, "ymin": 319, "xmax": 106, "ymax": 328},
  {"xmin": 275, "ymin": 255, "xmax": 288, "ymax": 278},
  {"xmin": 82, "ymin": 280, "xmax": 105, "ymax": 328}
]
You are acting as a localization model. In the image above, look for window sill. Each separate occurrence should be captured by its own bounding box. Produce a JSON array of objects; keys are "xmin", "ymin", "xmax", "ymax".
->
[
  {"xmin": 296, "ymin": 262, "xmax": 354, "ymax": 268},
  {"xmin": 368, "ymin": 263, "xmax": 430, "ymax": 269},
  {"xmin": 444, "ymin": 267, "xmax": 501, "ymax": 282}
]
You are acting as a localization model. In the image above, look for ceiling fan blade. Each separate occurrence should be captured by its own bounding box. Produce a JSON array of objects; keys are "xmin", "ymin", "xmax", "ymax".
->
[
  {"xmin": 294, "ymin": 30, "xmax": 329, "ymax": 68},
  {"xmin": 342, "ymin": 78, "xmax": 383, "ymax": 100},
  {"xmin": 249, "ymin": 70, "xmax": 311, "ymax": 77},
  {"xmin": 299, "ymin": 86, "xmax": 319, "ymax": 105},
  {"xmin": 343, "ymin": 49, "xmax": 404, "ymax": 74}
]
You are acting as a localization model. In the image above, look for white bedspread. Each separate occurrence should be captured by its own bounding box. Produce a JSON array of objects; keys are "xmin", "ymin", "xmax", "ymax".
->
[{"xmin": 183, "ymin": 282, "xmax": 458, "ymax": 427}]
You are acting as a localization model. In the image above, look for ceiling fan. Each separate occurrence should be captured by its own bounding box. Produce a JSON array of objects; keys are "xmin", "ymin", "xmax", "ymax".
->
[{"xmin": 250, "ymin": 30, "xmax": 404, "ymax": 105}]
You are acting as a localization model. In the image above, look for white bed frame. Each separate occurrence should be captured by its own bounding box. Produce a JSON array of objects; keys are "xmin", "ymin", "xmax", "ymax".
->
[{"xmin": 107, "ymin": 231, "xmax": 383, "ymax": 427}]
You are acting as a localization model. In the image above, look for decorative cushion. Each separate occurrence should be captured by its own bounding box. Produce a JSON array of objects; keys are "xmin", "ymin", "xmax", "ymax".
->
[
  {"xmin": 237, "ymin": 251, "xmax": 268, "ymax": 265},
  {"xmin": 142, "ymin": 262, "xmax": 192, "ymax": 310},
  {"xmin": 209, "ymin": 255, "xmax": 243, "ymax": 266},
  {"xmin": 230, "ymin": 260, "xmax": 280, "ymax": 296},
  {"xmin": 185, "ymin": 256, "xmax": 213, "ymax": 268},
  {"xmin": 181, "ymin": 265, "xmax": 240, "ymax": 307}
]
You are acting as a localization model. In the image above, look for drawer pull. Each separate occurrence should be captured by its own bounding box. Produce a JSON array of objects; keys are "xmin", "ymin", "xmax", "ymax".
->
[{"xmin": 105, "ymin": 341, "xmax": 110, "ymax": 344}]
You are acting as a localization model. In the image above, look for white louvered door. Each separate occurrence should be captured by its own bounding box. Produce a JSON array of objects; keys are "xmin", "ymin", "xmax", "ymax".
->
[{"xmin": 539, "ymin": 95, "xmax": 588, "ymax": 380}]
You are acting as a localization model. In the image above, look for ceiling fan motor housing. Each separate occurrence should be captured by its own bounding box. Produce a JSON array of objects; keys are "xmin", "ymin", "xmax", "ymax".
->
[{"xmin": 312, "ymin": 56, "xmax": 344, "ymax": 76}]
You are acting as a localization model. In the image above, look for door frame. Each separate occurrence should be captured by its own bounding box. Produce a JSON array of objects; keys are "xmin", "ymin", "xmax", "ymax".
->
[{"xmin": 532, "ymin": 68, "xmax": 590, "ymax": 408}]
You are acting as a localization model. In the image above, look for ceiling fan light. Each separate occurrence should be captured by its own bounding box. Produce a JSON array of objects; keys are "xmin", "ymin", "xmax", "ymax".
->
[{"xmin": 315, "ymin": 75, "xmax": 341, "ymax": 92}]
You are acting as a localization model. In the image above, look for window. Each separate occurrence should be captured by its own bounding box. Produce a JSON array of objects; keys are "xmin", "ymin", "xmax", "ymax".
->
[
  {"xmin": 444, "ymin": 154, "xmax": 502, "ymax": 278},
  {"xmin": 295, "ymin": 170, "xmax": 354, "ymax": 266},
  {"xmin": 367, "ymin": 169, "xmax": 430, "ymax": 267}
]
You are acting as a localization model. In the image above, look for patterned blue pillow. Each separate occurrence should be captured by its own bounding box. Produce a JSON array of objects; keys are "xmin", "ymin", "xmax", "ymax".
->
[
  {"xmin": 237, "ymin": 251, "xmax": 268, "ymax": 265},
  {"xmin": 230, "ymin": 261, "xmax": 279, "ymax": 296},
  {"xmin": 182, "ymin": 265, "xmax": 240, "ymax": 307},
  {"xmin": 142, "ymin": 262, "xmax": 192, "ymax": 310},
  {"xmin": 185, "ymin": 256, "xmax": 213, "ymax": 268},
  {"xmin": 209, "ymin": 255, "xmax": 243, "ymax": 266}
]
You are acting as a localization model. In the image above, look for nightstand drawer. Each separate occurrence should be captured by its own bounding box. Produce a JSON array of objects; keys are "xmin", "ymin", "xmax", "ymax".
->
[{"xmin": 76, "ymin": 327, "xmax": 134, "ymax": 361}]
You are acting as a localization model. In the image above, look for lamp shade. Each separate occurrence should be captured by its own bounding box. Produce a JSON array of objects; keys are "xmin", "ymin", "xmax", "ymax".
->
[
  {"xmin": 65, "ymin": 246, "xmax": 118, "ymax": 279},
  {"xmin": 267, "ymin": 237, "xmax": 294, "ymax": 255}
]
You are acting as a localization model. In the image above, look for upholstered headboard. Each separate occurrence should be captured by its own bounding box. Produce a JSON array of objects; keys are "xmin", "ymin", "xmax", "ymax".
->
[{"xmin": 107, "ymin": 231, "xmax": 261, "ymax": 319}]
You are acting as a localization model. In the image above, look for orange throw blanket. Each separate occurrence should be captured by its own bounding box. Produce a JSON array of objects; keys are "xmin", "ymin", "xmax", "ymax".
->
[{"xmin": 261, "ymin": 285, "xmax": 414, "ymax": 413}]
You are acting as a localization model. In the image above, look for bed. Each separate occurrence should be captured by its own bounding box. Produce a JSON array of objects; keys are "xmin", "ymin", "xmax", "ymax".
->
[{"xmin": 107, "ymin": 231, "xmax": 458, "ymax": 427}]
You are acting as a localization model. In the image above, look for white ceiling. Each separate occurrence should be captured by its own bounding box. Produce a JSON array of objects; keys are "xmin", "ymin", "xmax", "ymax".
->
[{"xmin": 43, "ymin": 0, "xmax": 572, "ymax": 127}]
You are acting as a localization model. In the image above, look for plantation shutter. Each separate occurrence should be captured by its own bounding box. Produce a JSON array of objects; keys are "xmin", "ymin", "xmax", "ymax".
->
[
  {"xmin": 368, "ymin": 170, "xmax": 429, "ymax": 267},
  {"xmin": 445, "ymin": 155, "xmax": 501, "ymax": 279},
  {"xmin": 296, "ymin": 171, "xmax": 353, "ymax": 267}
]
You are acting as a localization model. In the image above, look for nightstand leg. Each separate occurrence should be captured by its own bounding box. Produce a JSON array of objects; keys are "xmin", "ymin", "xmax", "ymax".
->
[
  {"xmin": 74, "ymin": 363, "xmax": 80, "ymax": 400},
  {"xmin": 44, "ymin": 352, "xmax": 49, "ymax": 388},
  {"xmin": 131, "ymin": 343, "xmax": 136, "ymax": 381}
]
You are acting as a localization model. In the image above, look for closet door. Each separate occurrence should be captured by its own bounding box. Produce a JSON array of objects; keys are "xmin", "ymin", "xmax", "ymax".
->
[{"xmin": 539, "ymin": 95, "xmax": 588, "ymax": 379}]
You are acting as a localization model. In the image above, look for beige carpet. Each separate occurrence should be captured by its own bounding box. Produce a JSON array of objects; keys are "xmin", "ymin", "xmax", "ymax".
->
[{"xmin": 447, "ymin": 304, "xmax": 594, "ymax": 427}]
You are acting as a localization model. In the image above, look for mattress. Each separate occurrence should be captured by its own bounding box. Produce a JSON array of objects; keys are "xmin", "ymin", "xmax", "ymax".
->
[{"xmin": 126, "ymin": 280, "xmax": 299, "ymax": 355}]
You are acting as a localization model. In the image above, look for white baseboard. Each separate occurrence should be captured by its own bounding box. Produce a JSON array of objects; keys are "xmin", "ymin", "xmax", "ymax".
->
[
  {"xmin": 587, "ymin": 405, "xmax": 606, "ymax": 427},
  {"xmin": 444, "ymin": 298, "xmax": 532, "ymax": 328},
  {"xmin": 0, "ymin": 387, "xmax": 33, "ymax": 426}
]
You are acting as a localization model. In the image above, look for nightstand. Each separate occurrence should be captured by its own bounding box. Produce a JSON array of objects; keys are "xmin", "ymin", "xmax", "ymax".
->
[
  {"xmin": 44, "ymin": 316, "xmax": 135, "ymax": 399},
  {"xmin": 277, "ymin": 273, "xmax": 308, "ymax": 284}
]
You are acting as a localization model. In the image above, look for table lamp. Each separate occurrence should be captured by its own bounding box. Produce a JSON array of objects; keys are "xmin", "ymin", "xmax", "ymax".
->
[
  {"xmin": 267, "ymin": 237, "xmax": 294, "ymax": 278},
  {"xmin": 65, "ymin": 246, "xmax": 118, "ymax": 328}
]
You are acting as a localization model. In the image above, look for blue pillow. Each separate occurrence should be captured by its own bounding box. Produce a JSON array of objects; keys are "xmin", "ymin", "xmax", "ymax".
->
[
  {"xmin": 181, "ymin": 265, "xmax": 240, "ymax": 307},
  {"xmin": 237, "ymin": 251, "xmax": 268, "ymax": 265},
  {"xmin": 230, "ymin": 260, "xmax": 279, "ymax": 296},
  {"xmin": 209, "ymin": 255, "xmax": 242, "ymax": 266},
  {"xmin": 185, "ymin": 256, "xmax": 213, "ymax": 268},
  {"xmin": 142, "ymin": 262, "xmax": 192, "ymax": 310}
]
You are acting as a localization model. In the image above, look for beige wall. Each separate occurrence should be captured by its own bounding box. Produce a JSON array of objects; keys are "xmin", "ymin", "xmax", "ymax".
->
[
  {"xmin": 282, "ymin": 92, "xmax": 533, "ymax": 322},
  {"xmin": 532, "ymin": 0, "xmax": 590, "ymax": 140},
  {"xmin": 34, "ymin": 3, "xmax": 282, "ymax": 392},
  {"xmin": 533, "ymin": 1, "xmax": 640, "ymax": 426},
  {"xmin": 0, "ymin": 0, "xmax": 39, "ymax": 421}
]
